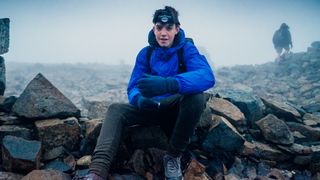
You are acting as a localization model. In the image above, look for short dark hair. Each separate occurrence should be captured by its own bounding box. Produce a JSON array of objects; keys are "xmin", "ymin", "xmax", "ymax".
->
[{"xmin": 153, "ymin": 6, "xmax": 180, "ymax": 26}]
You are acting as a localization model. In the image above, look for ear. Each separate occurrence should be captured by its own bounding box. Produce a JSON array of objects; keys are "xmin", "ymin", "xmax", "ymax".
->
[{"xmin": 175, "ymin": 26, "xmax": 180, "ymax": 34}]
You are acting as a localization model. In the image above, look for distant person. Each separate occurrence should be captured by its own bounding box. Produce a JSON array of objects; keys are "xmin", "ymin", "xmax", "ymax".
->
[
  {"xmin": 74, "ymin": 6, "xmax": 215, "ymax": 180},
  {"xmin": 272, "ymin": 23, "xmax": 293, "ymax": 60}
]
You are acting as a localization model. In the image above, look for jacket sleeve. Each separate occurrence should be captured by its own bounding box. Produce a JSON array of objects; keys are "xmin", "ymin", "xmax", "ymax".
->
[
  {"xmin": 127, "ymin": 47, "xmax": 149, "ymax": 105},
  {"xmin": 175, "ymin": 42, "xmax": 215, "ymax": 94}
]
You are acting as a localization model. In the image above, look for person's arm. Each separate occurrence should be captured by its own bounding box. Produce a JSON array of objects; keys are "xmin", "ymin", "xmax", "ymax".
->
[
  {"xmin": 127, "ymin": 47, "xmax": 149, "ymax": 105},
  {"xmin": 127, "ymin": 47, "xmax": 160, "ymax": 112},
  {"xmin": 175, "ymin": 42, "xmax": 215, "ymax": 94}
]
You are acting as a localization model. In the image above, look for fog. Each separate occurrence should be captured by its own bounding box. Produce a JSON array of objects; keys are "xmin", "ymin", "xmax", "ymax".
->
[{"xmin": 1, "ymin": 0, "xmax": 319, "ymax": 67}]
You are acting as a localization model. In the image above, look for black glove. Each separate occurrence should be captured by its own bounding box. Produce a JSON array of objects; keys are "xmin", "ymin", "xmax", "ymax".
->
[
  {"xmin": 137, "ymin": 74, "xmax": 179, "ymax": 97},
  {"xmin": 136, "ymin": 95, "xmax": 160, "ymax": 112}
]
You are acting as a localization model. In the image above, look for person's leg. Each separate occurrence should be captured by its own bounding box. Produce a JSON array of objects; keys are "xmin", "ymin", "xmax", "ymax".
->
[
  {"xmin": 275, "ymin": 46, "xmax": 282, "ymax": 59},
  {"xmin": 160, "ymin": 94, "xmax": 205, "ymax": 180},
  {"xmin": 89, "ymin": 103, "xmax": 158, "ymax": 179},
  {"xmin": 284, "ymin": 45, "xmax": 290, "ymax": 55},
  {"xmin": 167, "ymin": 93, "xmax": 205, "ymax": 157}
]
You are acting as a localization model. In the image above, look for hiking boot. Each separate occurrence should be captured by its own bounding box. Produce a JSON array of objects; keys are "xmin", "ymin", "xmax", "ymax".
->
[
  {"xmin": 163, "ymin": 154, "xmax": 183, "ymax": 180},
  {"xmin": 72, "ymin": 172, "xmax": 104, "ymax": 180}
]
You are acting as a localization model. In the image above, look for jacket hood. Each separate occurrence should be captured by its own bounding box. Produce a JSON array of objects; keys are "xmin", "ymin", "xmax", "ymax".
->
[{"xmin": 148, "ymin": 28, "xmax": 186, "ymax": 49}]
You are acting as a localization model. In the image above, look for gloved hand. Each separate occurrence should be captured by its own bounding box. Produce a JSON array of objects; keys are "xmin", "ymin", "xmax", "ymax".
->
[
  {"xmin": 137, "ymin": 74, "xmax": 179, "ymax": 97},
  {"xmin": 135, "ymin": 95, "xmax": 160, "ymax": 112}
]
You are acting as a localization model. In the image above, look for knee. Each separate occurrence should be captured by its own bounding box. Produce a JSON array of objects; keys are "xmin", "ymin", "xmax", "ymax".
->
[
  {"xmin": 107, "ymin": 103, "xmax": 123, "ymax": 113},
  {"xmin": 105, "ymin": 103, "xmax": 128, "ymax": 119},
  {"xmin": 181, "ymin": 93, "xmax": 205, "ymax": 110}
]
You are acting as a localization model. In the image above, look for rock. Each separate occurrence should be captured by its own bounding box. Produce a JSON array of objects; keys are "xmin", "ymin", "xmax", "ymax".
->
[
  {"xmin": 0, "ymin": 18, "xmax": 9, "ymax": 55},
  {"xmin": 286, "ymin": 122, "xmax": 320, "ymax": 142},
  {"xmin": 207, "ymin": 97, "xmax": 246, "ymax": 132},
  {"xmin": 12, "ymin": 73, "xmax": 80, "ymax": 120},
  {"xmin": 128, "ymin": 149, "xmax": 146, "ymax": 176},
  {"xmin": 35, "ymin": 117, "xmax": 80, "ymax": 152},
  {"xmin": 0, "ymin": 113, "xmax": 20, "ymax": 125},
  {"xmin": 82, "ymin": 99, "xmax": 110, "ymax": 119},
  {"xmin": 184, "ymin": 159, "xmax": 210, "ymax": 180},
  {"xmin": 0, "ymin": 96, "xmax": 17, "ymax": 112},
  {"xmin": 202, "ymin": 116, "xmax": 245, "ymax": 154},
  {"xmin": 44, "ymin": 160, "xmax": 72, "ymax": 173},
  {"xmin": 303, "ymin": 113, "xmax": 320, "ymax": 127},
  {"xmin": 145, "ymin": 148, "xmax": 165, "ymax": 175},
  {"xmin": 197, "ymin": 106, "xmax": 213, "ymax": 128},
  {"xmin": 0, "ymin": 171, "xmax": 24, "ymax": 180},
  {"xmin": 0, "ymin": 57, "xmax": 5, "ymax": 95},
  {"xmin": 302, "ymin": 103, "xmax": 320, "ymax": 113},
  {"xmin": 84, "ymin": 118, "xmax": 103, "ymax": 149},
  {"xmin": 256, "ymin": 114, "xmax": 294, "ymax": 145},
  {"xmin": 2, "ymin": 135, "xmax": 41, "ymax": 173},
  {"xmin": 261, "ymin": 98, "xmax": 301, "ymax": 122},
  {"xmin": 277, "ymin": 143, "xmax": 312, "ymax": 155},
  {"xmin": 0, "ymin": 125, "xmax": 32, "ymax": 144},
  {"xmin": 76, "ymin": 155, "xmax": 91, "ymax": 167},
  {"xmin": 21, "ymin": 169, "xmax": 71, "ymax": 180},
  {"xmin": 43, "ymin": 146, "xmax": 65, "ymax": 161},
  {"xmin": 241, "ymin": 141, "xmax": 292, "ymax": 162},
  {"xmin": 267, "ymin": 168, "xmax": 286, "ymax": 180},
  {"xmin": 216, "ymin": 89, "xmax": 265, "ymax": 128}
]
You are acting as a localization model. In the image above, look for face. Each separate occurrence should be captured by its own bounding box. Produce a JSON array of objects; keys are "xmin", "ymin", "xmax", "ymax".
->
[{"xmin": 153, "ymin": 23, "xmax": 179, "ymax": 48}]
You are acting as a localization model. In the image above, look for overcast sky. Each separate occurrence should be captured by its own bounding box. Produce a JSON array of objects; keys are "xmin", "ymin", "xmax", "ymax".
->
[{"xmin": 1, "ymin": 0, "xmax": 319, "ymax": 67}]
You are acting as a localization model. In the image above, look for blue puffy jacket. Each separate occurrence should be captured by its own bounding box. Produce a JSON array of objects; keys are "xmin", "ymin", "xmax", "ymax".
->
[{"xmin": 127, "ymin": 28, "xmax": 215, "ymax": 105}]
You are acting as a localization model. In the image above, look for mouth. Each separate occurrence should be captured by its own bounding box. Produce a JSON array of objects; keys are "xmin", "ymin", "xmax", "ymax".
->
[{"xmin": 159, "ymin": 39, "xmax": 168, "ymax": 43}]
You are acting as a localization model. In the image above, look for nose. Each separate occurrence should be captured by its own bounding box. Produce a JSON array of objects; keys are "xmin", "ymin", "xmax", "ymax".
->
[{"xmin": 159, "ymin": 29, "xmax": 167, "ymax": 36}]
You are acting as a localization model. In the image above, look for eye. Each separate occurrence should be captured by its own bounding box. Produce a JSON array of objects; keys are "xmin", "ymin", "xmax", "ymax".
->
[
  {"xmin": 165, "ymin": 25, "xmax": 174, "ymax": 31},
  {"xmin": 155, "ymin": 25, "xmax": 163, "ymax": 31}
]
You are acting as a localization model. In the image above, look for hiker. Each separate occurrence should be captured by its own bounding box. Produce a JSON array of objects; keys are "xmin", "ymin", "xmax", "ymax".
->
[
  {"xmin": 272, "ymin": 23, "xmax": 293, "ymax": 60},
  {"xmin": 74, "ymin": 6, "xmax": 215, "ymax": 180}
]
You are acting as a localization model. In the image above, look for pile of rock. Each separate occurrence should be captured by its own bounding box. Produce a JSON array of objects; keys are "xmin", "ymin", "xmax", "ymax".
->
[
  {"xmin": 0, "ymin": 73, "xmax": 319, "ymax": 180},
  {"xmin": 215, "ymin": 41, "xmax": 320, "ymax": 108}
]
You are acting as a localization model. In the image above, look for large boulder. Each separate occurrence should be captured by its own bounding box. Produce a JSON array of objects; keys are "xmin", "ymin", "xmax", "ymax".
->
[
  {"xmin": 0, "ymin": 57, "xmax": 5, "ymax": 95},
  {"xmin": 12, "ymin": 73, "xmax": 80, "ymax": 120},
  {"xmin": 0, "ymin": 18, "xmax": 9, "ymax": 55}
]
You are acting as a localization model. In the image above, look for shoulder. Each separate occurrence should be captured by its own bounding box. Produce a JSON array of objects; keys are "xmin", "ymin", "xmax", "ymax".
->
[
  {"xmin": 182, "ymin": 40, "xmax": 199, "ymax": 53},
  {"xmin": 137, "ymin": 46, "xmax": 150, "ymax": 58}
]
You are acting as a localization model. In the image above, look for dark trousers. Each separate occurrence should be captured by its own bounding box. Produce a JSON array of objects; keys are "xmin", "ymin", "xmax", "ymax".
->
[{"xmin": 89, "ymin": 93, "xmax": 205, "ymax": 179}]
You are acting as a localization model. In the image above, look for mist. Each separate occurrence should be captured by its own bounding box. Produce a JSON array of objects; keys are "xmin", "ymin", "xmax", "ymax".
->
[{"xmin": 1, "ymin": 0, "xmax": 319, "ymax": 67}]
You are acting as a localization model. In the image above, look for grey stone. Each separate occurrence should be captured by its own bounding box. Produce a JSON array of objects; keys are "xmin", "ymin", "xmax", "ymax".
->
[
  {"xmin": 261, "ymin": 98, "xmax": 301, "ymax": 122},
  {"xmin": 0, "ymin": 18, "xmax": 9, "ymax": 55},
  {"xmin": 202, "ymin": 116, "xmax": 245, "ymax": 153},
  {"xmin": 286, "ymin": 122, "xmax": 320, "ymax": 142},
  {"xmin": 2, "ymin": 135, "xmax": 41, "ymax": 173},
  {"xmin": 256, "ymin": 114, "xmax": 294, "ymax": 145},
  {"xmin": 12, "ymin": 73, "xmax": 80, "ymax": 120},
  {"xmin": 216, "ymin": 89, "xmax": 265, "ymax": 128},
  {"xmin": 0, "ymin": 171, "xmax": 24, "ymax": 180},
  {"xmin": 0, "ymin": 57, "xmax": 5, "ymax": 95},
  {"xmin": 21, "ymin": 169, "xmax": 71, "ymax": 180},
  {"xmin": 0, "ymin": 125, "xmax": 32, "ymax": 144},
  {"xmin": 35, "ymin": 117, "xmax": 81, "ymax": 152},
  {"xmin": 241, "ymin": 141, "xmax": 292, "ymax": 162},
  {"xmin": 207, "ymin": 97, "xmax": 246, "ymax": 132}
]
